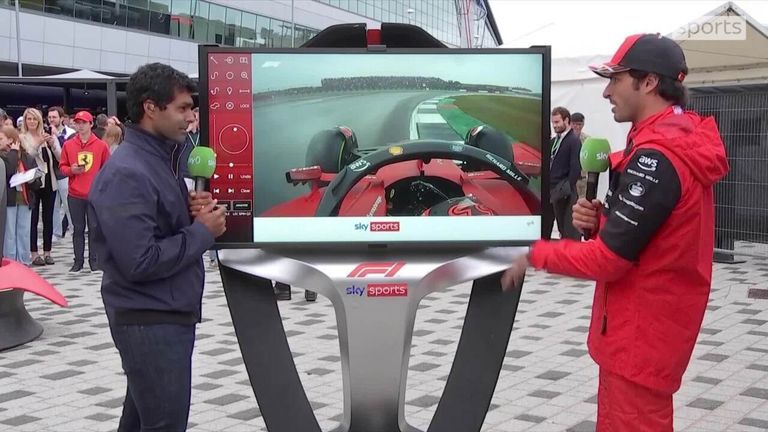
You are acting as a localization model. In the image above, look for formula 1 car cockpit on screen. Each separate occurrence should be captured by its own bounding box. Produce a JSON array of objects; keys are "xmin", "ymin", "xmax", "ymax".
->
[{"xmin": 200, "ymin": 37, "xmax": 550, "ymax": 247}]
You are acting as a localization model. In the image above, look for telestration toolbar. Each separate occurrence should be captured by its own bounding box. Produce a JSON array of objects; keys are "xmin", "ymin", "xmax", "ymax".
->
[{"xmin": 207, "ymin": 53, "xmax": 254, "ymax": 239}]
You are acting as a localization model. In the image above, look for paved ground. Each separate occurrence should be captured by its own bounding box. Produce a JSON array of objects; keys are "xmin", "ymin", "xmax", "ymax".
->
[{"xmin": 1, "ymin": 235, "xmax": 768, "ymax": 431}]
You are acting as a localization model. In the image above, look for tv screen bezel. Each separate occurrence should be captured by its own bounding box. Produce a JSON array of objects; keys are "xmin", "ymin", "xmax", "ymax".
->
[{"xmin": 198, "ymin": 44, "xmax": 553, "ymax": 249}]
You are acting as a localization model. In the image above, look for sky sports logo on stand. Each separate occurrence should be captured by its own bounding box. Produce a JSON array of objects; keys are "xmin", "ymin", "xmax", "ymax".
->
[
  {"xmin": 345, "ymin": 283, "xmax": 409, "ymax": 297},
  {"xmin": 346, "ymin": 261, "xmax": 408, "ymax": 297},
  {"xmin": 354, "ymin": 221, "xmax": 400, "ymax": 232}
]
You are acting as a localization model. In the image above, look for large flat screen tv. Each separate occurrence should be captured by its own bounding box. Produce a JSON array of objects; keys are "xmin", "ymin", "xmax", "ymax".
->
[{"xmin": 199, "ymin": 46, "xmax": 551, "ymax": 247}]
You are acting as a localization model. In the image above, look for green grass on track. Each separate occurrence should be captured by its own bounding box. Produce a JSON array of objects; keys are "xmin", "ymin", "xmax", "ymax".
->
[{"xmin": 438, "ymin": 94, "xmax": 542, "ymax": 150}]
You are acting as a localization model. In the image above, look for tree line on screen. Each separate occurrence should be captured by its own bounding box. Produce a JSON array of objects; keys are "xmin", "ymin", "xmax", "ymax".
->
[{"xmin": 252, "ymin": 76, "xmax": 534, "ymax": 100}]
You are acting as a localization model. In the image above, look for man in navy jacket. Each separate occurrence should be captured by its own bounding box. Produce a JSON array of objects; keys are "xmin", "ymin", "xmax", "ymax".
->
[
  {"xmin": 88, "ymin": 63, "xmax": 226, "ymax": 431},
  {"xmin": 544, "ymin": 106, "xmax": 582, "ymax": 240}
]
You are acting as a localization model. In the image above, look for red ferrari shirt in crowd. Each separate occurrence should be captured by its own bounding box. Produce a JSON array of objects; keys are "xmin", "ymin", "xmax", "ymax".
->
[{"xmin": 60, "ymin": 133, "xmax": 111, "ymax": 200}]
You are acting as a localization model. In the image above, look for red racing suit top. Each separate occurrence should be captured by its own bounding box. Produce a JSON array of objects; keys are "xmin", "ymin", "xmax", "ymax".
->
[{"xmin": 529, "ymin": 105, "xmax": 729, "ymax": 393}]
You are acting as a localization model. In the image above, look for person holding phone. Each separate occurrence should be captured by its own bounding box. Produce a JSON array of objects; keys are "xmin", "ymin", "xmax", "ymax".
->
[
  {"xmin": 19, "ymin": 108, "xmax": 60, "ymax": 266},
  {"xmin": 59, "ymin": 111, "xmax": 111, "ymax": 272}
]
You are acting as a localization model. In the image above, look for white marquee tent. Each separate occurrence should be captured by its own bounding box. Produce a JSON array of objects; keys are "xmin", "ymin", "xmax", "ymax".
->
[
  {"xmin": 32, "ymin": 69, "xmax": 116, "ymax": 80},
  {"xmin": 549, "ymin": 2, "xmax": 768, "ymax": 198},
  {"xmin": 550, "ymin": 1, "xmax": 768, "ymax": 154}
]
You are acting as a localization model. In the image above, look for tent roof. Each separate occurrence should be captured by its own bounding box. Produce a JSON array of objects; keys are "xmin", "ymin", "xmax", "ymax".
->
[
  {"xmin": 0, "ymin": 68, "xmax": 128, "ymax": 85},
  {"xmin": 668, "ymin": 1, "xmax": 768, "ymax": 86},
  {"xmin": 551, "ymin": 2, "xmax": 768, "ymax": 86},
  {"xmin": 37, "ymin": 69, "xmax": 116, "ymax": 80}
]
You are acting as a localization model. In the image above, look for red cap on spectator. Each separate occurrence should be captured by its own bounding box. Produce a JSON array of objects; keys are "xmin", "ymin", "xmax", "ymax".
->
[{"xmin": 73, "ymin": 111, "xmax": 93, "ymax": 123}]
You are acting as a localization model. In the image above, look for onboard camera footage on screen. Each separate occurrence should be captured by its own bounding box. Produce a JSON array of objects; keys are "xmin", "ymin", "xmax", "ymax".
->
[{"xmin": 206, "ymin": 50, "xmax": 545, "ymax": 244}]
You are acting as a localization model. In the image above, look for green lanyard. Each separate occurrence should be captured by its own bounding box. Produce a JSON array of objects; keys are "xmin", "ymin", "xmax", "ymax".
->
[{"xmin": 550, "ymin": 134, "xmax": 562, "ymax": 161}]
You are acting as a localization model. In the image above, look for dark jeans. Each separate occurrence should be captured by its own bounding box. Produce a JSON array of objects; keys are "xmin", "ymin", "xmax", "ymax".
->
[
  {"xmin": 30, "ymin": 187, "xmax": 56, "ymax": 253},
  {"xmin": 544, "ymin": 193, "xmax": 580, "ymax": 240},
  {"xmin": 68, "ymin": 196, "xmax": 94, "ymax": 265},
  {"xmin": 109, "ymin": 323, "xmax": 197, "ymax": 432}
]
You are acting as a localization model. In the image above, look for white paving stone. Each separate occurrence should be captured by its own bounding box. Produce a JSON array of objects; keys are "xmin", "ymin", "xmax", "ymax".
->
[{"xmin": 0, "ymin": 234, "xmax": 767, "ymax": 431}]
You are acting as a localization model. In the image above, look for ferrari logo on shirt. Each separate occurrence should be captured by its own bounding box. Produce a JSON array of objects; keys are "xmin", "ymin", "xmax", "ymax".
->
[{"xmin": 77, "ymin": 151, "xmax": 94, "ymax": 172}]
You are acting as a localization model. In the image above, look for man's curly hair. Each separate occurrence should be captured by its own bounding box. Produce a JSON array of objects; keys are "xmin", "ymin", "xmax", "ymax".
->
[{"xmin": 126, "ymin": 63, "xmax": 196, "ymax": 123}]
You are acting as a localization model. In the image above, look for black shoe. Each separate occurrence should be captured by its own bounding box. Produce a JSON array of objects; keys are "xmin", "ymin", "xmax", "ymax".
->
[
  {"xmin": 305, "ymin": 290, "xmax": 317, "ymax": 302},
  {"xmin": 89, "ymin": 262, "xmax": 101, "ymax": 272},
  {"xmin": 69, "ymin": 263, "xmax": 83, "ymax": 272}
]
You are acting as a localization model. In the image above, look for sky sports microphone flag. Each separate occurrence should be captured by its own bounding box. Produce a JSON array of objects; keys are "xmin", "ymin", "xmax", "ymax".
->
[
  {"xmin": 579, "ymin": 137, "xmax": 611, "ymax": 238},
  {"xmin": 580, "ymin": 137, "xmax": 611, "ymax": 198},
  {"xmin": 187, "ymin": 146, "xmax": 216, "ymax": 192}
]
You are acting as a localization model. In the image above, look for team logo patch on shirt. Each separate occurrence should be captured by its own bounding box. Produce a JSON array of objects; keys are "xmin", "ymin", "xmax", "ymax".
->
[
  {"xmin": 628, "ymin": 182, "xmax": 645, "ymax": 197},
  {"xmin": 77, "ymin": 151, "xmax": 94, "ymax": 172},
  {"xmin": 637, "ymin": 155, "xmax": 658, "ymax": 172}
]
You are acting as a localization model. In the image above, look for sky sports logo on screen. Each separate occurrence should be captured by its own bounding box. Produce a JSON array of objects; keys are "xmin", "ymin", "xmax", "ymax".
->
[
  {"xmin": 354, "ymin": 222, "xmax": 400, "ymax": 232},
  {"xmin": 345, "ymin": 284, "xmax": 409, "ymax": 297}
]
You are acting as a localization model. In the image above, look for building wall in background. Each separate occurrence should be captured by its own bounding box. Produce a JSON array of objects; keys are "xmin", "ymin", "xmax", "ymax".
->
[{"xmin": 0, "ymin": 0, "xmax": 500, "ymax": 76}]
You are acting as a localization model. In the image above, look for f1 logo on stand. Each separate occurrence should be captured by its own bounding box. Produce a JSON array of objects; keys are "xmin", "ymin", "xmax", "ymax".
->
[{"xmin": 348, "ymin": 261, "xmax": 405, "ymax": 278}]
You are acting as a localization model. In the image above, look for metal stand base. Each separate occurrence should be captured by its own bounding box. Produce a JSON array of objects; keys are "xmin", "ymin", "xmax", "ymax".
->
[
  {"xmin": 0, "ymin": 290, "xmax": 44, "ymax": 352},
  {"xmin": 219, "ymin": 246, "xmax": 526, "ymax": 432},
  {"xmin": 713, "ymin": 236, "xmax": 747, "ymax": 264},
  {"xmin": 713, "ymin": 250, "xmax": 747, "ymax": 264}
]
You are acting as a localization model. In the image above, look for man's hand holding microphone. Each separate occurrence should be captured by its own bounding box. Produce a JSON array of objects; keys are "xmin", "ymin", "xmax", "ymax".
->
[
  {"xmin": 572, "ymin": 137, "xmax": 611, "ymax": 238},
  {"xmin": 572, "ymin": 199, "xmax": 602, "ymax": 236},
  {"xmin": 187, "ymin": 146, "xmax": 226, "ymax": 238}
]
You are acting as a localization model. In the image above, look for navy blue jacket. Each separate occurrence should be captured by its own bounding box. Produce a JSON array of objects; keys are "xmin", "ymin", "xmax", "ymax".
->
[
  {"xmin": 549, "ymin": 128, "xmax": 582, "ymax": 189},
  {"xmin": 88, "ymin": 126, "xmax": 214, "ymax": 323}
]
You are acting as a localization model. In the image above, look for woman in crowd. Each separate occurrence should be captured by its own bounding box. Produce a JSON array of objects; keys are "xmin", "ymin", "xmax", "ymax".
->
[
  {"xmin": 1, "ymin": 125, "xmax": 36, "ymax": 265},
  {"xmin": 0, "ymin": 108, "xmax": 13, "ymax": 128},
  {"xmin": 103, "ymin": 124, "xmax": 123, "ymax": 154},
  {"xmin": 19, "ymin": 108, "xmax": 60, "ymax": 266}
]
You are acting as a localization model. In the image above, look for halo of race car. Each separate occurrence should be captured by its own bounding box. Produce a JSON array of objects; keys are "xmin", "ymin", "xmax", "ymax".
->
[{"xmin": 261, "ymin": 124, "xmax": 542, "ymax": 218}]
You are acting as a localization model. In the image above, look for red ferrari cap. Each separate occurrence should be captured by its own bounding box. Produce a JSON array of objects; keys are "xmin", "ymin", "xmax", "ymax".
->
[
  {"xmin": 73, "ymin": 111, "xmax": 93, "ymax": 123},
  {"xmin": 590, "ymin": 33, "xmax": 688, "ymax": 82}
]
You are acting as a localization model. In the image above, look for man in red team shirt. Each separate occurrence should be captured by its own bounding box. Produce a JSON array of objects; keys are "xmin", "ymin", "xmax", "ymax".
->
[
  {"xmin": 502, "ymin": 34, "xmax": 729, "ymax": 430},
  {"xmin": 60, "ymin": 111, "xmax": 111, "ymax": 272}
]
